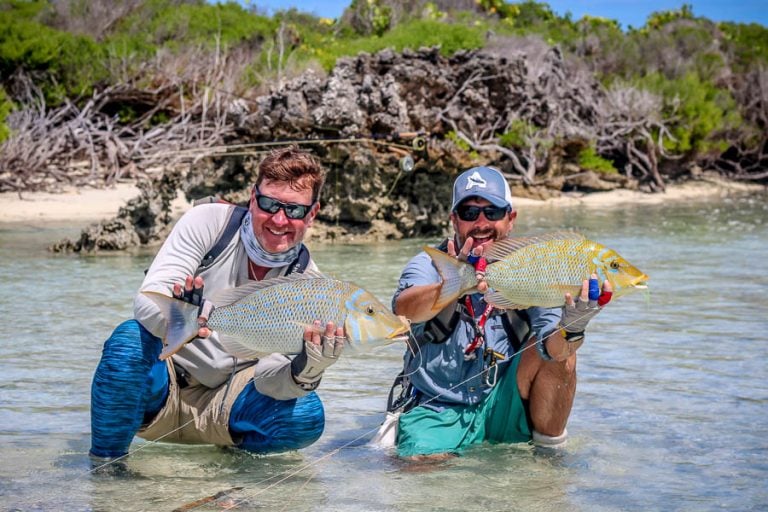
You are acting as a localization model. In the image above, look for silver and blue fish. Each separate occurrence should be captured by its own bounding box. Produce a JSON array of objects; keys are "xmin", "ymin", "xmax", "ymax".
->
[{"xmin": 144, "ymin": 271, "xmax": 410, "ymax": 360}]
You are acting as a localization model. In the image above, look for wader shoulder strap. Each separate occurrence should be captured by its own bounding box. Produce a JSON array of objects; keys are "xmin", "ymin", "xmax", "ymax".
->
[
  {"xmin": 413, "ymin": 238, "xmax": 458, "ymax": 345},
  {"xmin": 417, "ymin": 302, "xmax": 462, "ymax": 346},
  {"xmin": 500, "ymin": 308, "xmax": 532, "ymax": 353},
  {"xmin": 284, "ymin": 245, "xmax": 311, "ymax": 275},
  {"xmin": 198, "ymin": 205, "xmax": 248, "ymax": 270}
]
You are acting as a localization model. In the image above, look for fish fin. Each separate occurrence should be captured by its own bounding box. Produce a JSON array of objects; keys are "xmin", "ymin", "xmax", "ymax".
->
[
  {"xmin": 217, "ymin": 333, "xmax": 269, "ymax": 360},
  {"xmin": 484, "ymin": 291, "xmax": 526, "ymax": 310},
  {"xmin": 142, "ymin": 292, "xmax": 201, "ymax": 360},
  {"xmin": 485, "ymin": 231, "xmax": 585, "ymax": 262},
  {"xmin": 424, "ymin": 246, "xmax": 476, "ymax": 311},
  {"xmin": 207, "ymin": 271, "xmax": 327, "ymax": 306}
]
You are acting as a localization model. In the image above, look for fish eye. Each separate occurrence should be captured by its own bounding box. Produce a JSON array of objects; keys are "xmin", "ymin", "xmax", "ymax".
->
[
  {"xmin": 366, "ymin": 306, "xmax": 376, "ymax": 315},
  {"xmin": 610, "ymin": 261, "xmax": 621, "ymax": 270}
]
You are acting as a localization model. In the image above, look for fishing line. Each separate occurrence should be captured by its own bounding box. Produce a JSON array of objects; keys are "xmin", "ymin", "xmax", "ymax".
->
[
  {"xmin": 83, "ymin": 327, "xmax": 418, "ymax": 478},
  {"xmin": 84, "ymin": 306, "xmax": 595, "ymax": 504},
  {"xmin": 132, "ymin": 137, "xmax": 419, "ymax": 161},
  {"xmin": 84, "ymin": 417, "xmax": 198, "ymax": 476},
  {"xmin": 178, "ymin": 310, "xmax": 598, "ymax": 511}
]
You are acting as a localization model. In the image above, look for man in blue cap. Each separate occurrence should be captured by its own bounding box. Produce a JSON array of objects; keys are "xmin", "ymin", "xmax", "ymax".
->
[{"xmin": 377, "ymin": 166, "xmax": 610, "ymax": 460}]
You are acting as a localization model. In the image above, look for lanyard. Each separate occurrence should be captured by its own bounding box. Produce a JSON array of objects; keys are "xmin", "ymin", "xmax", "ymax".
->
[{"xmin": 463, "ymin": 296, "xmax": 494, "ymax": 360}]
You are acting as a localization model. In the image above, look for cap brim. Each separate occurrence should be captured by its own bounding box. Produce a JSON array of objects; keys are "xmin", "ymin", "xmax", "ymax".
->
[{"xmin": 453, "ymin": 192, "xmax": 510, "ymax": 210}]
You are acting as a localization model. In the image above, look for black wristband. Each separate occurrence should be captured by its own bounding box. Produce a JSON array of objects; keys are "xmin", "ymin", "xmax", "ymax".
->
[{"xmin": 562, "ymin": 329, "xmax": 585, "ymax": 343}]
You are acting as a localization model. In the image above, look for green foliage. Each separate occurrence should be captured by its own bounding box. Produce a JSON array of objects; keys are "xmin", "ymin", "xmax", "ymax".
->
[
  {"xmin": 423, "ymin": 2, "xmax": 446, "ymax": 22},
  {"xmin": 577, "ymin": 146, "xmax": 617, "ymax": 174},
  {"xmin": 0, "ymin": 2, "xmax": 105, "ymax": 102},
  {"xmin": 636, "ymin": 72, "xmax": 741, "ymax": 155},
  {"xmin": 446, "ymin": 130, "xmax": 480, "ymax": 159},
  {"xmin": 300, "ymin": 19, "xmax": 485, "ymax": 71},
  {"xmin": 498, "ymin": 119, "xmax": 537, "ymax": 149},
  {"xmin": 0, "ymin": 0, "xmax": 764, "ymax": 170},
  {"xmin": 476, "ymin": 0, "xmax": 520, "ymax": 20},
  {"xmin": 512, "ymin": 0, "xmax": 557, "ymax": 25},
  {"xmin": 446, "ymin": 130, "xmax": 471, "ymax": 152},
  {"xmin": 644, "ymin": 3, "xmax": 694, "ymax": 31},
  {"xmin": 106, "ymin": 1, "xmax": 275, "ymax": 57},
  {"xmin": 0, "ymin": 86, "xmax": 13, "ymax": 142},
  {"xmin": 719, "ymin": 22, "xmax": 768, "ymax": 72},
  {"xmin": 487, "ymin": 1, "xmax": 578, "ymax": 45}
]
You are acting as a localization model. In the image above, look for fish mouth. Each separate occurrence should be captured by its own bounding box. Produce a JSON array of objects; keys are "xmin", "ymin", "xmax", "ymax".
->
[{"xmin": 386, "ymin": 315, "xmax": 412, "ymax": 340}]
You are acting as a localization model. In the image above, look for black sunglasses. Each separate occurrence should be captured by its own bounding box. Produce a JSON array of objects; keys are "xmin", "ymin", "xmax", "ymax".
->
[
  {"xmin": 455, "ymin": 204, "xmax": 509, "ymax": 222},
  {"xmin": 254, "ymin": 188, "xmax": 314, "ymax": 220}
]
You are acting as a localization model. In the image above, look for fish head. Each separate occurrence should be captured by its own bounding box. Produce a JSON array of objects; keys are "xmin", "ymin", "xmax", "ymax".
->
[
  {"xmin": 344, "ymin": 290, "xmax": 410, "ymax": 344},
  {"xmin": 594, "ymin": 248, "xmax": 649, "ymax": 298}
]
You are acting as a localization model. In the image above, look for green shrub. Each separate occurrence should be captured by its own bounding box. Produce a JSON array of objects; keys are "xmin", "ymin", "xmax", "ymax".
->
[
  {"xmin": 0, "ymin": 6, "xmax": 105, "ymax": 102},
  {"xmin": 105, "ymin": 1, "xmax": 275, "ymax": 59},
  {"xmin": 300, "ymin": 19, "xmax": 485, "ymax": 71},
  {"xmin": 577, "ymin": 146, "xmax": 617, "ymax": 173},
  {"xmin": 447, "ymin": 130, "xmax": 471, "ymax": 152},
  {"xmin": 644, "ymin": 3, "xmax": 694, "ymax": 31},
  {"xmin": 719, "ymin": 22, "xmax": 768, "ymax": 72},
  {"xmin": 0, "ymin": 86, "xmax": 13, "ymax": 142},
  {"xmin": 498, "ymin": 119, "xmax": 537, "ymax": 149},
  {"xmin": 635, "ymin": 72, "xmax": 740, "ymax": 155}
]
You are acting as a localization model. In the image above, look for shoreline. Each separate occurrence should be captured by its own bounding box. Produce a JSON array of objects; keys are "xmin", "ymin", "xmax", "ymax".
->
[
  {"xmin": 0, "ymin": 176, "xmax": 763, "ymax": 228},
  {"xmin": 0, "ymin": 183, "xmax": 191, "ymax": 227}
]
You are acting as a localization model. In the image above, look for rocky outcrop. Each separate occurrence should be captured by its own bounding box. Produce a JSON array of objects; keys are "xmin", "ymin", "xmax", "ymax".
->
[{"xmin": 52, "ymin": 45, "xmax": 633, "ymax": 252}]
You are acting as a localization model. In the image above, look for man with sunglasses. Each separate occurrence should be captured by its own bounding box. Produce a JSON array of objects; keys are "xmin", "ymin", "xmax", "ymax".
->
[
  {"xmin": 383, "ymin": 166, "xmax": 609, "ymax": 459},
  {"xmin": 90, "ymin": 147, "xmax": 344, "ymax": 466}
]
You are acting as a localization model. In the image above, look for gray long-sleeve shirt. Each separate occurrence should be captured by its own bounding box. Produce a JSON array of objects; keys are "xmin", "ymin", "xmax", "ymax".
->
[{"xmin": 134, "ymin": 202, "xmax": 318, "ymax": 399}]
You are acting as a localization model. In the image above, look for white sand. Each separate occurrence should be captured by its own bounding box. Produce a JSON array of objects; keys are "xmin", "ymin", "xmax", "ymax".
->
[
  {"xmin": 512, "ymin": 177, "xmax": 764, "ymax": 208},
  {"xmin": 0, "ymin": 176, "xmax": 763, "ymax": 226},
  {"xmin": 0, "ymin": 183, "xmax": 191, "ymax": 225}
]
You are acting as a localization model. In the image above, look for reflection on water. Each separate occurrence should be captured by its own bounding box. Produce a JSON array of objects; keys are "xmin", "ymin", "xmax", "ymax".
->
[{"xmin": 1, "ymin": 193, "xmax": 767, "ymax": 511}]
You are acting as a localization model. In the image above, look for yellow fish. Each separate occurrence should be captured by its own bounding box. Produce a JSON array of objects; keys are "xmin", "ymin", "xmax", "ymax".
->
[
  {"xmin": 144, "ymin": 271, "xmax": 410, "ymax": 360},
  {"xmin": 427, "ymin": 232, "xmax": 649, "ymax": 311}
]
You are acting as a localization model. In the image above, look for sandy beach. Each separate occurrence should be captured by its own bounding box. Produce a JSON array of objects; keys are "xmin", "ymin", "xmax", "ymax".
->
[
  {"xmin": 0, "ymin": 183, "xmax": 191, "ymax": 225},
  {"xmin": 0, "ymin": 176, "xmax": 763, "ymax": 226}
]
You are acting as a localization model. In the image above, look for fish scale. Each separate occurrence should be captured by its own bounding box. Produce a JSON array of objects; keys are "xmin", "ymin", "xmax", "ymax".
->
[
  {"xmin": 486, "ymin": 239, "xmax": 605, "ymax": 307},
  {"xmin": 210, "ymin": 280, "xmax": 353, "ymax": 353}
]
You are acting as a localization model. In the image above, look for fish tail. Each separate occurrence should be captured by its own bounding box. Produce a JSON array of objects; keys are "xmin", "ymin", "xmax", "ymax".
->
[
  {"xmin": 141, "ymin": 292, "xmax": 201, "ymax": 360},
  {"xmin": 424, "ymin": 246, "xmax": 477, "ymax": 311}
]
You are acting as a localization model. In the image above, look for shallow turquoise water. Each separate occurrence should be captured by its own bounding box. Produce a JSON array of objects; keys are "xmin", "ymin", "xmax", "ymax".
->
[{"xmin": 0, "ymin": 192, "xmax": 766, "ymax": 511}]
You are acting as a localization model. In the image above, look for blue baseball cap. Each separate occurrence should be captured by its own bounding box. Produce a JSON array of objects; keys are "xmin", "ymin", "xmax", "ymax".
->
[{"xmin": 451, "ymin": 166, "xmax": 514, "ymax": 211}]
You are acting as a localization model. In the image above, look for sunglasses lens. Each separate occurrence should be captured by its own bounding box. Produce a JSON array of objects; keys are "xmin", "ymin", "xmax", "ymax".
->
[
  {"xmin": 284, "ymin": 204, "xmax": 308, "ymax": 219},
  {"xmin": 456, "ymin": 205, "xmax": 507, "ymax": 221},
  {"xmin": 484, "ymin": 207, "xmax": 507, "ymax": 221},
  {"xmin": 257, "ymin": 196, "xmax": 281, "ymax": 214},
  {"xmin": 457, "ymin": 205, "xmax": 480, "ymax": 221},
  {"xmin": 257, "ymin": 193, "xmax": 310, "ymax": 219}
]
